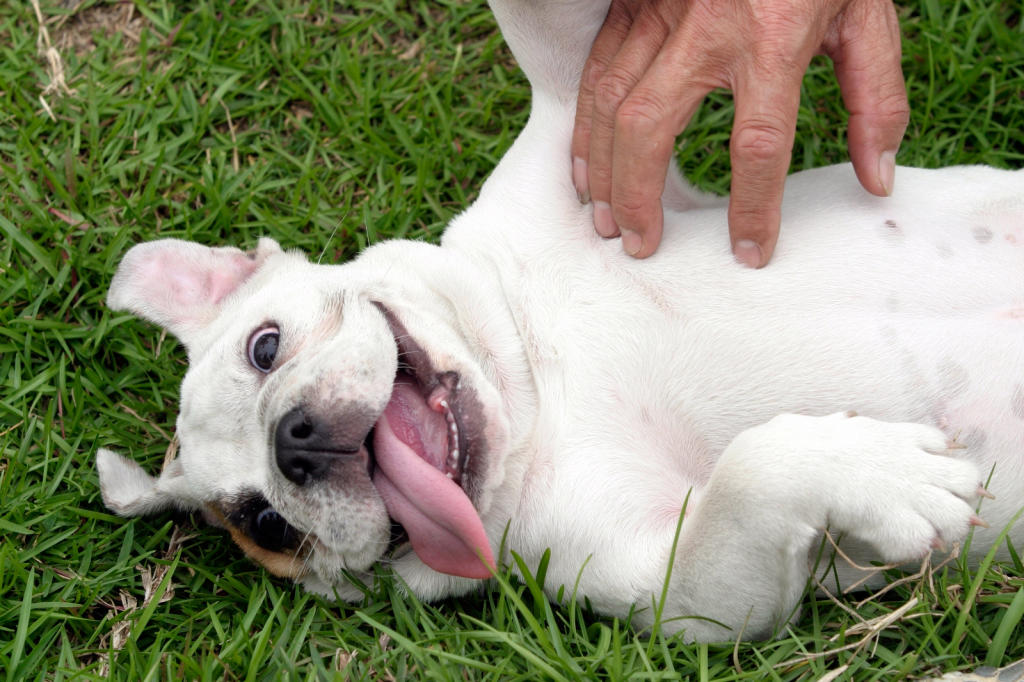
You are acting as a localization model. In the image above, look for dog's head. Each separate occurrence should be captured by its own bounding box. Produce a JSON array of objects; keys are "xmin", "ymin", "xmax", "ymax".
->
[{"xmin": 98, "ymin": 237, "xmax": 515, "ymax": 598}]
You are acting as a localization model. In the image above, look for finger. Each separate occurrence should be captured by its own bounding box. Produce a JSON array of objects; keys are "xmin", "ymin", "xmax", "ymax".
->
[
  {"xmin": 572, "ymin": 0, "xmax": 635, "ymax": 204},
  {"xmin": 586, "ymin": 5, "xmax": 674, "ymax": 239},
  {"xmin": 827, "ymin": 0, "xmax": 909, "ymax": 197},
  {"xmin": 727, "ymin": 65, "xmax": 807, "ymax": 267},
  {"xmin": 609, "ymin": 40, "xmax": 713, "ymax": 257}
]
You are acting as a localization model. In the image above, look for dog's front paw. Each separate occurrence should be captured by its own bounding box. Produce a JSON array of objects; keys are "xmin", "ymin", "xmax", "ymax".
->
[{"xmin": 811, "ymin": 414, "xmax": 984, "ymax": 562}]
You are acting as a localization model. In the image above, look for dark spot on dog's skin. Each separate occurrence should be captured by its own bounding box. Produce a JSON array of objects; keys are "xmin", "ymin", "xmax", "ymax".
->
[
  {"xmin": 972, "ymin": 226, "xmax": 993, "ymax": 244},
  {"xmin": 1013, "ymin": 384, "xmax": 1024, "ymax": 420},
  {"xmin": 936, "ymin": 243, "xmax": 954, "ymax": 259},
  {"xmin": 880, "ymin": 219, "xmax": 904, "ymax": 242}
]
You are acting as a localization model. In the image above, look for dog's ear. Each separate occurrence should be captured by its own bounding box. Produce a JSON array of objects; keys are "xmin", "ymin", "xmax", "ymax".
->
[
  {"xmin": 96, "ymin": 448, "xmax": 197, "ymax": 516},
  {"xmin": 106, "ymin": 237, "xmax": 282, "ymax": 346}
]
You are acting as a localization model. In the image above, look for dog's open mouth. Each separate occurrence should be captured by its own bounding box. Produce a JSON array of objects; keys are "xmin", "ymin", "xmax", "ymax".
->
[{"xmin": 368, "ymin": 310, "xmax": 495, "ymax": 579}]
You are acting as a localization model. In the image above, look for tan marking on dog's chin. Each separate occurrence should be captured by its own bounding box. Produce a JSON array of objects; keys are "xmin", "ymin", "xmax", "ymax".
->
[{"xmin": 205, "ymin": 505, "xmax": 311, "ymax": 579}]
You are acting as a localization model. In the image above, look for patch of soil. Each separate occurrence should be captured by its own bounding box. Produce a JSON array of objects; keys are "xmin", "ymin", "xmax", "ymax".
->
[{"xmin": 52, "ymin": 0, "xmax": 149, "ymax": 56}]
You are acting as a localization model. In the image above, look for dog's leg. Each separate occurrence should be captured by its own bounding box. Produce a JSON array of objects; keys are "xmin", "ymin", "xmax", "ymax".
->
[{"xmin": 642, "ymin": 412, "xmax": 982, "ymax": 642}]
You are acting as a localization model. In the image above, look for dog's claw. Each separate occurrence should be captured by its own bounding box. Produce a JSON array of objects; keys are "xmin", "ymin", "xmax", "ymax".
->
[
  {"xmin": 946, "ymin": 439, "xmax": 967, "ymax": 451},
  {"xmin": 970, "ymin": 515, "xmax": 990, "ymax": 529},
  {"xmin": 976, "ymin": 486, "xmax": 995, "ymax": 500}
]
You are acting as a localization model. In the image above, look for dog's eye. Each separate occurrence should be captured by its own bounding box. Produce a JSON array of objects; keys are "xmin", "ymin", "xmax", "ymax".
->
[
  {"xmin": 252, "ymin": 506, "xmax": 297, "ymax": 552},
  {"xmin": 248, "ymin": 327, "xmax": 279, "ymax": 372}
]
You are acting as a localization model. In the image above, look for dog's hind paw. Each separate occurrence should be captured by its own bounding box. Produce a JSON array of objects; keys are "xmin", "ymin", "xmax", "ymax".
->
[{"xmin": 814, "ymin": 415, "xmax": 985, "ymax": 562}]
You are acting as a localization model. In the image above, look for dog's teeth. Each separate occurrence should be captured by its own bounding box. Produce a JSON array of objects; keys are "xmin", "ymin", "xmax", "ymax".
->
[
  {"xmin": 440, "ymin": 397, "xmax": 461, "ymax": 474},
  {"xmin": 446, "ymin": 448, "xmax": 460, "ymax": 472}
]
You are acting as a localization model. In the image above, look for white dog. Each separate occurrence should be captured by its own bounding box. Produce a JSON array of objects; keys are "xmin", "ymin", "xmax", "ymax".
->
[{"xmin": 97, "ymin": 0, "xmax": 1024, "ymax": 642}]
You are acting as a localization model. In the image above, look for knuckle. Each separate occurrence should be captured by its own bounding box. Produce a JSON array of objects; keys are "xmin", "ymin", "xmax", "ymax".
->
[
  {"xmin": 731, "ymin": 121, "xmax": 791, "ymax": 165},
  {"xmin": 753, "ymin": 40, "xmax": 806, "ymax": 75},
  {"xmin": 614, "ymin": 196, "xmax": 657, "ymax": 223},
  {"xmin": 752, "ymin": 8, "xmax": 818, "ymax": 53},
  {"xmin": 878, "ymin": 91, "xmax": 910, "ymax": 127},
  {"xmin": 850, "ymin": 88, "xmax": 910, "ymax": 136},
  {"xmin": 634, "ymin": 2, "xmax": 673, "ymax": 41},
  {"xmin": 614, "ymin": 89, "xmax": 668, "ymax": 137},
  {"xmin": 589, "ymin": 160, "xmax": 613, "ymax": 188},
  {"xmin": 593, "ymin": 70, "xmax": 636, "ymax": 114}
]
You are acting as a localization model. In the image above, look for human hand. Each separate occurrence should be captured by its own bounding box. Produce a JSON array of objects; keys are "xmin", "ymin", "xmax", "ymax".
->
[{"xmin": 571, "ymin": 0, "xmax": 910, "ymax": 266}]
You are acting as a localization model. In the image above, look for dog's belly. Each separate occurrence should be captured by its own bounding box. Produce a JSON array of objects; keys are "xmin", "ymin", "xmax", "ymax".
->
[
  {"xmin": 490, "ymin": 163, "xmax": 1024, "ymax": 602},
  {"xmin": 518, "ymin": 311, "xmax": 1023, "ymax": 604}
]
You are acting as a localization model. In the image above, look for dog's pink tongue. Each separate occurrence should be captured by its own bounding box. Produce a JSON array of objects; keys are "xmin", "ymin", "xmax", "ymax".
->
[{"xmin": 372, "ymin": 381, "xmax": 494, "ymax": 579}]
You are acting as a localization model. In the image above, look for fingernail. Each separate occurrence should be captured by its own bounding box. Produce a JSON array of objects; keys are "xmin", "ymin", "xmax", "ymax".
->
[
  {"xmin": 878, "ymin": 149, "xmax": 896, "ymax": 196},
  {"xmin": 593, "ymin": 201, "xmax": 618, "ymax": 238},
  {"xmin": 621, "ymin": 229, "xmax": 643, "ymax": 256},
  {"xmin": 573, "ymin": 157, "xmax": 590, "ymax": 204},
  {"xmin": 733, "ymin": 239, "xmax": 763, "ymax": 268}
]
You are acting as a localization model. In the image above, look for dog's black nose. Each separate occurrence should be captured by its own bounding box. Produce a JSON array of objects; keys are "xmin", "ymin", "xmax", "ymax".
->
[{"xmin": 275, "ymin": 407, "xmax": 360, "ymax": 485}]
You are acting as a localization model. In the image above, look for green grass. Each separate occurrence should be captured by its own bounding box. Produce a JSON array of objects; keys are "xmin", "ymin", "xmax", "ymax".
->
[{"xmin": 1, "ymin": 0, "xmax": 1023, "ymax": 679}]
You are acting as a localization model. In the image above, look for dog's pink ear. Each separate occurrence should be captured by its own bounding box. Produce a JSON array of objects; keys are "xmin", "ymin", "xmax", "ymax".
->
[{"xmin": 107, "ymin": 238, "xmax": 282, "ymax": 345}]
